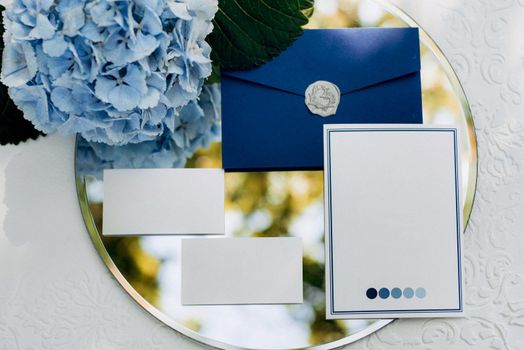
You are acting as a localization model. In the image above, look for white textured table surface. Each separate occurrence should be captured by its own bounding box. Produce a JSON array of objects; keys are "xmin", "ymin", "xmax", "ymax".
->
[{"xmin": 1, "ymin": 1, "xmax": 524, "ymax": 349}]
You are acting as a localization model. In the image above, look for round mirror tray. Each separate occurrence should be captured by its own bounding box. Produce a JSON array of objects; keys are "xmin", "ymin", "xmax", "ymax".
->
[{"xmin": 76, "ymin": 1, "xmax": 477, "ymax": 349}]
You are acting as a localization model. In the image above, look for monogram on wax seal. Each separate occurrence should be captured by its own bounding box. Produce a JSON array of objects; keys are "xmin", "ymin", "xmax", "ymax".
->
[{"xmin": 305, "ymin": 80, "xmax": 341, "ymax": 117}]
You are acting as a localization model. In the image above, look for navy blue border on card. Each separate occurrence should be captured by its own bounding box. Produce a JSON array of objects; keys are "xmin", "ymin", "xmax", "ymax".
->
[{"xmin": 326, "ymin": 127, "xmax": 463, "ymax": 315}]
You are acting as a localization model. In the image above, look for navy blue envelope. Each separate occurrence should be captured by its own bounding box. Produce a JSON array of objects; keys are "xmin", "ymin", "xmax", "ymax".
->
[{"xmin": 221, "ymin": 28, "xmax": 422, "ymax": 171}]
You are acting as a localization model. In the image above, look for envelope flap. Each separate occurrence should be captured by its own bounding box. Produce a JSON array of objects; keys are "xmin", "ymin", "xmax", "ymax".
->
[{"xmin": 222, "ymin": 28, "xmax": 421, "ymax": 96}]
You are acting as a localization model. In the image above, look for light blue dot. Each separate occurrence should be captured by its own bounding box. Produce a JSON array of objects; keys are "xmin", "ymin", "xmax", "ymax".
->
[
  {"xmin": 416, "ymin": 287, "xmax": 426, "ymax": 299},
  {"xmin": 391, "ymin": 288, "xmax": 402, "ymax": 299},
  {"xmin": 403, "ymin": 287, "xmax": 414, "ymax": 299},
  {"xmin": 379, "ymin": 288, "xmax": 390, "ymax": 299}
]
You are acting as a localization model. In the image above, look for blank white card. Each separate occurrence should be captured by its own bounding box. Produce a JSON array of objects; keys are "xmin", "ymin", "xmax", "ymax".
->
[
  {"xmin": 324, "ymin": 125, "xmax": 463, "ymax": 319},
  {"xmin": 103, "ymin": 169, "xmax": 224, "ymax": 236},
  {"xmin": 182, "ymin": 238, "xmax": 303, "ymax": 305}
]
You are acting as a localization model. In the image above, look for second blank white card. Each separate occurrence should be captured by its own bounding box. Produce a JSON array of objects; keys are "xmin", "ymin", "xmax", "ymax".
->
[{"xmin": 182, "ymin": 237, "xmax": 303, "ymax": 305}]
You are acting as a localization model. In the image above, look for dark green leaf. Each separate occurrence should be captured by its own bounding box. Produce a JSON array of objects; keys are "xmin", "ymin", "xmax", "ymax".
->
[
  {"xmin": 208, "ymin": 0, "xmax": 315, "ymax": 70},
  {"xmin": 0, "ymin": 5, "xmax": 44, "ymax": 145}
]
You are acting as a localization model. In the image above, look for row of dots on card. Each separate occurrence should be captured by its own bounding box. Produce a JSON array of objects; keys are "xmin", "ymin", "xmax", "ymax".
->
[{"xmin": 366, "ymin": 287, "xmax": 426, "ymax": 300}]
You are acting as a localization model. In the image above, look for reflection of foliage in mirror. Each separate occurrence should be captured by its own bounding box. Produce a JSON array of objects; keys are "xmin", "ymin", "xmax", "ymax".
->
[
  {"xmin": 304, "ymin": 256, "xmax": 347, "ymax": 344},
  {"xmin": 89, "ymin": 202, "xmax": 161, "ymax": 305}
]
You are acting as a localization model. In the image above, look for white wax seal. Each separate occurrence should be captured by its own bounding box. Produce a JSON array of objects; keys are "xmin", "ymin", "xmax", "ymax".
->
[{"xmin": 305, "ymin": 80, "xmax": 341, "ymax": 117}]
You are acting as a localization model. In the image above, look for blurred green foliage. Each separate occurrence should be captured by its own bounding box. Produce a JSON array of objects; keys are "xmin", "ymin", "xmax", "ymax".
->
[
  {"xmin": 187, "ymin": 141, "xmax": 347, "ymax": 343},
  {"xmin": 90, "ymin": 203, "xmax": 161, "ymax": 305}
]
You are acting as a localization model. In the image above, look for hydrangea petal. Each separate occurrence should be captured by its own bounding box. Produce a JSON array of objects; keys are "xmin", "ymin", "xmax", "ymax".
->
[
  {"xmin": 187, "ymin": 0, "xmax": 218, "ymax": 20},
  {"xmin": 42, "ymin": 34, "xmax": 69, "ymax": 57},
  {"xmin": 141, "ymin": 102, "xmax": 167, "ymax": 125},
  {"xmin": 164, "ymin": 82, "xmax": 195, "ymax": 109},
  {"xmin": 137, "ymin": 0, "xmax": 164, "ymax": 15},
  {"xmin": 168, "ymin": 1, "xmax": 192, "ymax": 20},
  {"xmin": 57, "ymin": 113, "xmax": 107, "ymax": 135},
  {"xmin": 163, "ymin": 106, "xmax": 175, "ymax": 132},
  {"xmin": 88, "ymin": 1, "xmax": 123, "ymax": 27},
  {"xmin": 138, "ymin": 71, "xmax": 165, "ymax": 108},
  {"xmin": 80, "ymin": 20, "xmax": 106, "ymax": 42},
  {"xmin": 72, "ymin": 86, "xmax": 107, "ymax": 111},
  {"xmin": 1, "ymin": 42, "xmax": 37, "ymax": 87},
  {"xmin": 38, "ymin": 0, "xmax": 54, "ymax": 11},
  {"xmin": 123, "ymin": 65, "xmax": 148, "ymax": 95},
  {"xmin": 129, "ymin": 31, "xmax": 158, "ymax": 60},
  {"xmin": 108, "ymin": 84, "xmax": 140, "ymax": 111},
  {"xmin": 8, "ymin": 84, "xmax": 62, "ymax": 133},
  {"xmin": 6, "ymin": 19, "xmax": 32, "ymax": 39},
  {"xmin": 141, "ymin": 6, "xmax": 162, "ymax": 35},
  {"xmin": 147, "ymin": 72, "xmax": 166, "ymax": 91},
  {"xmin": 19, "ymin": 12, "xmax": 35, "ymax": 27},
  {"xmin": 58, "ymin": 0, "xmax": 86, "ymax": 35},
  {"xmin": 29, "ymin": 13, "xmax": 55, "ymax": 39},
  {"xmin": 94, "ymin": 76, "xmax": 117, "ymax": 103},
  {"xmin": 51, "ymin": 86, "xmax": 78, "ymax": 113},
  {"xmin": 138, "ymin": 88, "xmax": 161, "ymax": 109},
  {"xmin": 39, "ymin": 50, "xmax": 73, "ymax": 80}
]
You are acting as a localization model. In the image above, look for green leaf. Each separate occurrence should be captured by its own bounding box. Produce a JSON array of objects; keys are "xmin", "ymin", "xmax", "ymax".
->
[
  {"xmin": 208, "ymin": 0, "xmax": 315, "ymax": 70},
  {"xmin": 0, "ymin": 5, "xmax": 44, "ymax": 145}
]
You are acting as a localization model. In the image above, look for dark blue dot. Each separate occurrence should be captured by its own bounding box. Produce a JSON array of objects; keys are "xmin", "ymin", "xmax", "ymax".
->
[
  {"xmin": 379, "ymin": 288, "xmax": 390, "ymax": 299},
  {"xmin": 391, "ymin": 288, "xmax": 402, "ymax": 299},
  {"xmin": 366, "ymin": 288, "xmax": 378, "ymax": 299},
  {"xmin": 403, "ymin": 287, "xmax": 414, "ymax": 298},
  {"xmin": 416, "ymin": 287, "xmax": 426, "ymax": 298}
]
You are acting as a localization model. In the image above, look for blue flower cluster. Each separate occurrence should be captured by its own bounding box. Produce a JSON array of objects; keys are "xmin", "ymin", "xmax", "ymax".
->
[
  {"xmin": 1, "ymin": 0, "xmax": 217, "ymax": 146},
  {"xmin": 77, "ymin": 83, "xmax": 220, "ymax": 178}
]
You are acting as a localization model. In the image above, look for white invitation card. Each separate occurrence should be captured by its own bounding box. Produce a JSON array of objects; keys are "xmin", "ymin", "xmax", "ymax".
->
[
  {"xmin": 324, "ymin": 124, "xmax": 463, "ymax": 319},
  {"xmin": 181, "ymin": 237, "xmax": 303, "ymax": 305},
  {"xmin": 103, "ymin": 169, "xmax": 225, "ymax": 236}
]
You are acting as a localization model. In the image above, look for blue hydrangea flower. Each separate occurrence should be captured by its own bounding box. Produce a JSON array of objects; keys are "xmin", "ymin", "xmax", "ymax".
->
[
  {"xmin": 2, "ymin": 0, "xmax": 218, "ymax": 146},
  {"xmin": 77, "ymin": 83, "xmax": 221, "ymax": 179}
]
